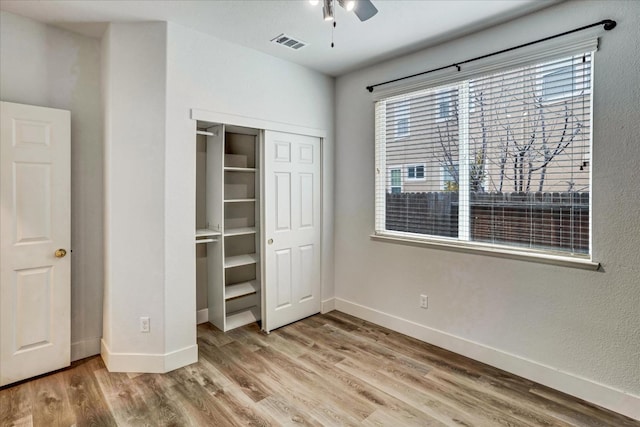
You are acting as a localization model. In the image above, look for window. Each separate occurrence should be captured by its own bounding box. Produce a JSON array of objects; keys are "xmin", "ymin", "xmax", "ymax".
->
[
  {"xmin": 435, "ymin": 89, "xmax": 454, "ymax": 122},
  {"xmin": 393, "ymin": 99, "xmax": 410, "ymax": 138},
  {"xmin": 441, "ymin": 163, "xmax": 458, "ymax": 191},
  {"xmin": 406, "ymin": 164, "xmax": 425, "ymax": 181},
  {"xmin": 389, "ymin": 168, "xmax": 402, "ymax": 193},
  {"xmin": 540, "ymin": 55, "xmax": 591, "ymax": 103},
  {"xmin": 375, "ymin": 51, "xmax": 593, "ymax": 260},
  {"xmin": 542, "ymin": 65, "xmax": 576, "ymax": 100}
]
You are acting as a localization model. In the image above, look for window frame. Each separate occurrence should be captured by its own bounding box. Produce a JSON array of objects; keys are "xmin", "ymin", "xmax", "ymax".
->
[
  {"xmin": 372, "ymin": 39, "xmax": 599, "ymax": 270},
  {"xmin": 406, "ymin": 164, "xmax": 426, "ymax": 182},
  {"xmin": 435, "ymin": 89, "xmax": 454, "ymax": 122},
  {"xmin": 440, "ymin": 162, "xmax": 459, "ymax": 190},
  {"xmin": 388, "ymin": 166, "xmax": 403, "ymax": 194}
]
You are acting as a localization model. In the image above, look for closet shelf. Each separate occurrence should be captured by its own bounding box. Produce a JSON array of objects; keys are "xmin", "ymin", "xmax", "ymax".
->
[
  {"xmin": 225, "ymin": 280, "xmax": 259, "ymax": 300},
  {"xmin": 225, "ymin": 227, "xmax": 256, "ymax": 237},
  {"xmin": 225, "ymin": 306, "xmax": 261, "ymax": 330},
  {"xmin": 224, "ymin": 253, "xmax": 258, "ymax": 268},
  {"xmin": 224, "ymin": 167, "xmax": 256, "ymax": 172},
  {"xmin": 196, "ymin": 228, "xmax": 222, "ymax": 237},
  {"xmin": 224, "ymin": 198, "xmax": 255, "ymax": 203},
  {"xmin": 195, "ymin": 229, "xmax": 221, "ymax": 243}
]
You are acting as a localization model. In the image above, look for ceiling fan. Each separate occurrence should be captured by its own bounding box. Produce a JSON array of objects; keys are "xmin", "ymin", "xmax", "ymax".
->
[{"xmin": 310, "ymin": 0, "xmax": 379, "ymax": 22}]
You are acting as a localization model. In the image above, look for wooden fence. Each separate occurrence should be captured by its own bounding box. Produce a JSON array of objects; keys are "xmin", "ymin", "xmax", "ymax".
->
[{"xmin": 386, "ymin": 191, "xmax": 589, "ymax": 253}]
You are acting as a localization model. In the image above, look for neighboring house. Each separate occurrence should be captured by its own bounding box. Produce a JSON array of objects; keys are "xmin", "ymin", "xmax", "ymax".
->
[{"xmin": 385, "ymin": 55, "xmax": 591, "ymax": 194}]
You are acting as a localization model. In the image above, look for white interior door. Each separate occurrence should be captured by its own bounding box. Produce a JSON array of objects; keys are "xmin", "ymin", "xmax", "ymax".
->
[
  {"xmin": 264, "ymin": 131, "xmax": 321, "ymax": 332},
  {"xmin": 0, "ymin": 101, "xmax": 71, "ymax": 386}
]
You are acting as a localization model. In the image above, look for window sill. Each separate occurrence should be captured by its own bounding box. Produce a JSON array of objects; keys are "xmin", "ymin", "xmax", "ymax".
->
[{"xmin": 370, "ymin": 232, "xmax": 600, "ymax": 271}]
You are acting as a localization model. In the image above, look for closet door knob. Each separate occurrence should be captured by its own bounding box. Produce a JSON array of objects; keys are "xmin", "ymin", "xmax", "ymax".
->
[
  {"xmin": 268, "ymin": 239, "xmax": 273, "ymax": 245},
  {"xmin": 55, "ymin": 248, "xmax": 67, "ymax": 258}
]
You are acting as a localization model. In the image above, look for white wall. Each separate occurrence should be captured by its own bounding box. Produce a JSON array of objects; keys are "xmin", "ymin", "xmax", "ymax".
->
[
  {"xmin": 100, "ymin": 22, "xmax": 173, "ymax": 371},
  {"xmin": 164, "ymin": 22, "xmax": 335, "ymax": 352},
  {"xmin": 99, "ymin": 20, "xmax": 334, "ymax": 370},
  {"xmin": 334, "ymin": 0, "xmax": 640, "ymax": 420},
  {"xmin": 0, "ymin": 11, "xmax": 104, "ymax": 361}
]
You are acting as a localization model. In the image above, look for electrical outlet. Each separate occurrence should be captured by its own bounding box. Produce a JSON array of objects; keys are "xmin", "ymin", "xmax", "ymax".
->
[
  {"xmin": 140, "ymin": 316, "xmax": 150, "ymax": 333},
  {"xmin": 420, "ymin": 294, "xmax": 428, "ymax": 309}
]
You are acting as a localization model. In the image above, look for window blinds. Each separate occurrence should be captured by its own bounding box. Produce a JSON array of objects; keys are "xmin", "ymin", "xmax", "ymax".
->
[{"xmin": 374, "ymin": 52, "xmax": 593, "ymax": 257}]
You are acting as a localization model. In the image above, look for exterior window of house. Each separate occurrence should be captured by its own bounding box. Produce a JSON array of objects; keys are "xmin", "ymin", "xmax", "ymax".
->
[
  {"xmin": 407, "ymin": 164, "xmax": 425, "ymax": 181},
  {"xmin": 441, "ymin": 163, "xmax": 458, "ymax": 191},
  {"xmin": 542, "ymin": 65, "xmax": 575, "ymax": 101},
  {"xmin": 435, "ymin": 90, "xmax": 454, "ymax": 122},
  {"xmin": 390, "ymin": 168, "xmax": 402, "ymax": 193},
  {"xmin": 393, "ymin": 99, "xmax": 410, "ymax": 138},
  {"xmin": 374, "ymin": 50, "xmax": 594, "ymax": 262},
  {"xmin": 540, "ymin": 55, "xmax": 590, "ymax": 103}
]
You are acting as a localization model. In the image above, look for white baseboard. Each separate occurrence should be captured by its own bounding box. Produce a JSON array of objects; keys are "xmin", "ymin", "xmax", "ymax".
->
[
  {"xmin": 334, "ymin": 297, "xmax": 640, "ymax": 421},
  {"xmin": 100, "ymin": 339, "xmax": 198, "ymax": 373},
  {"xmin": 197, "ymin": 308, "xmax": 209, "ymax": 325},
  {"xmin": 71, "ymin": 337, "xmax": 101, "ymax": 361},
  {"xmin": 321, "ymin": 297, "xmax": 335, "ymax": 313},
  {"xmin": 163, "ymin": 344, "xmax": 199, "ymax": 373}
]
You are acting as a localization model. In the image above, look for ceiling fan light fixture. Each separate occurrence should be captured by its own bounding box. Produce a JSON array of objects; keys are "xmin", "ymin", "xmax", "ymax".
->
[
  {"xmin": 353, "ymin": 0, "xmax": 378, "ymax": 21},
  {"xmin": 322, "ymin": 0, "xmax": 334, "ymax": 21},
  {"xmin": 338, "ymin": 0, "xmax": 356, "ymax": 12}
]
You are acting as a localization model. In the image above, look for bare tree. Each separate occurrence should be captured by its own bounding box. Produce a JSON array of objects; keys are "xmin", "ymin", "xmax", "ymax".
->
[
  {"xmin": 436, "ymin": 67, "xmax": 587, "ymax": 193},
  {"xmin": 436, "ymin": 94, "xmax": 487, "ymax": 192},
  {"xmin": 496, "ymin": 80, "xmax": 585, "ymax": 192}
]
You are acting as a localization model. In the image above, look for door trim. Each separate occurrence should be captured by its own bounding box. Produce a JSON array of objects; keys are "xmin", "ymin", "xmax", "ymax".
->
[{"xmin": 191, "ymin": 109, "xmax": 327, "ymax": 139}]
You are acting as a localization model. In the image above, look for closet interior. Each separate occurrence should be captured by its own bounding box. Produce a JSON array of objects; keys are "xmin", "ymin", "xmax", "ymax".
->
[{"xmin": 195, "ymin": 122, "xmax": 262, "ymax": 332}]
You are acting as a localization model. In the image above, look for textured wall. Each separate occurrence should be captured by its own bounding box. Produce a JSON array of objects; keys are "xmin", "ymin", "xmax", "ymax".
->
[
  {"xmin": 334, "ymin": 0, "xmax": 639, "ymax": 414},
  {"xmin": 163, "ymin": 21, "xmax": 335, "ymax": 351},
  {"xmin": 0, "ymin": 11, "xmax": 104, "ymax": 361}
]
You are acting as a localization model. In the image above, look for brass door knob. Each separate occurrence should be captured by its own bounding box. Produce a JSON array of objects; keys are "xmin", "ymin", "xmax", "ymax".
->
[{"xmin": 55, "ymin": 249, "xmax": 67, "ymax": 258}]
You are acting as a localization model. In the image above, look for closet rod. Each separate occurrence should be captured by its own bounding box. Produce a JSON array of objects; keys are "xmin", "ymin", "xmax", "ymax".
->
[
  {"xmin": 365, "ymin": 19, "xmax": 616, "ymax": 93},
  {"xmin": 196, "ymin": 130, "xmax": 215, "ymax": 136},
  {"xmin": 196, "ymin": 239, "xmax": 217, "ymax": 244}
]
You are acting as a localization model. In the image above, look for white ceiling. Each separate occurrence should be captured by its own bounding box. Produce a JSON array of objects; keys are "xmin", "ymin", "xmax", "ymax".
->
[{"xmin": 0, "ymin": 0, "xmax": 558, "ymax": 76}]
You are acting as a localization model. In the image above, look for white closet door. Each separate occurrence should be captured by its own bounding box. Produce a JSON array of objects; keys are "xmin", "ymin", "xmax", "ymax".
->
[
  {"xmin": 0, "ymin": 102, "xmax": 71, "ymax": 386},
  {"xmin": 264, "ymin": 131, "xmax": 321, "ymax": 332}
]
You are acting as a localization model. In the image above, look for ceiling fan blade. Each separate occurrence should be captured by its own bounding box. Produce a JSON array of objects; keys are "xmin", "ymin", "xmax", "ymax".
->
[{"xmin": 353, "ymin": 0, "xmax": 378, "ymax": 22}]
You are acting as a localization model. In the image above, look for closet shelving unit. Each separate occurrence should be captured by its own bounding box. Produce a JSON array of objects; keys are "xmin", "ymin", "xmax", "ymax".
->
[{"xmin": 196, "ymin": 122, "xmax": 262, "ymax": 332}]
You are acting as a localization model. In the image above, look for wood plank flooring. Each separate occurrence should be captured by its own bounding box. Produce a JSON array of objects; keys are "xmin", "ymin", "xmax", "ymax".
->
[{"xmin": 1, "ymin": 311, "xmax": 638, "ymax": 427}]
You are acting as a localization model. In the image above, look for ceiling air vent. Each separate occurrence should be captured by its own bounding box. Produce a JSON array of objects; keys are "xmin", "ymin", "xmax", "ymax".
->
[{"xmin": 271, "ymin": 33, "xmax": 308, "ymax": 50}]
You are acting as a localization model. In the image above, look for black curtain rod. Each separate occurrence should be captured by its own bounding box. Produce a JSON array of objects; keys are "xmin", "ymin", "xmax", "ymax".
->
[{"xmin": 366, "ymin": 19, "xmax": 616, "ymax": 93}]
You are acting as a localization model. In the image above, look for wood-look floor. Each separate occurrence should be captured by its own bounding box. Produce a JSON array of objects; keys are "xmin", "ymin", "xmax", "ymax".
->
[{"xmin": 1, "ymin": 311, "xmax": 638, "ymax": 427}]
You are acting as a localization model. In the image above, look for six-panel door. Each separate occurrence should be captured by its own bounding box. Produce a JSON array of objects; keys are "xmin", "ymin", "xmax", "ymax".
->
[
  {"xmin": 264, "ymin": 131, "xmax": 321, "ymax": 332},
  {"xmin": 0, "ymin": 102, "xmax": 71, "ymax": 386}
]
